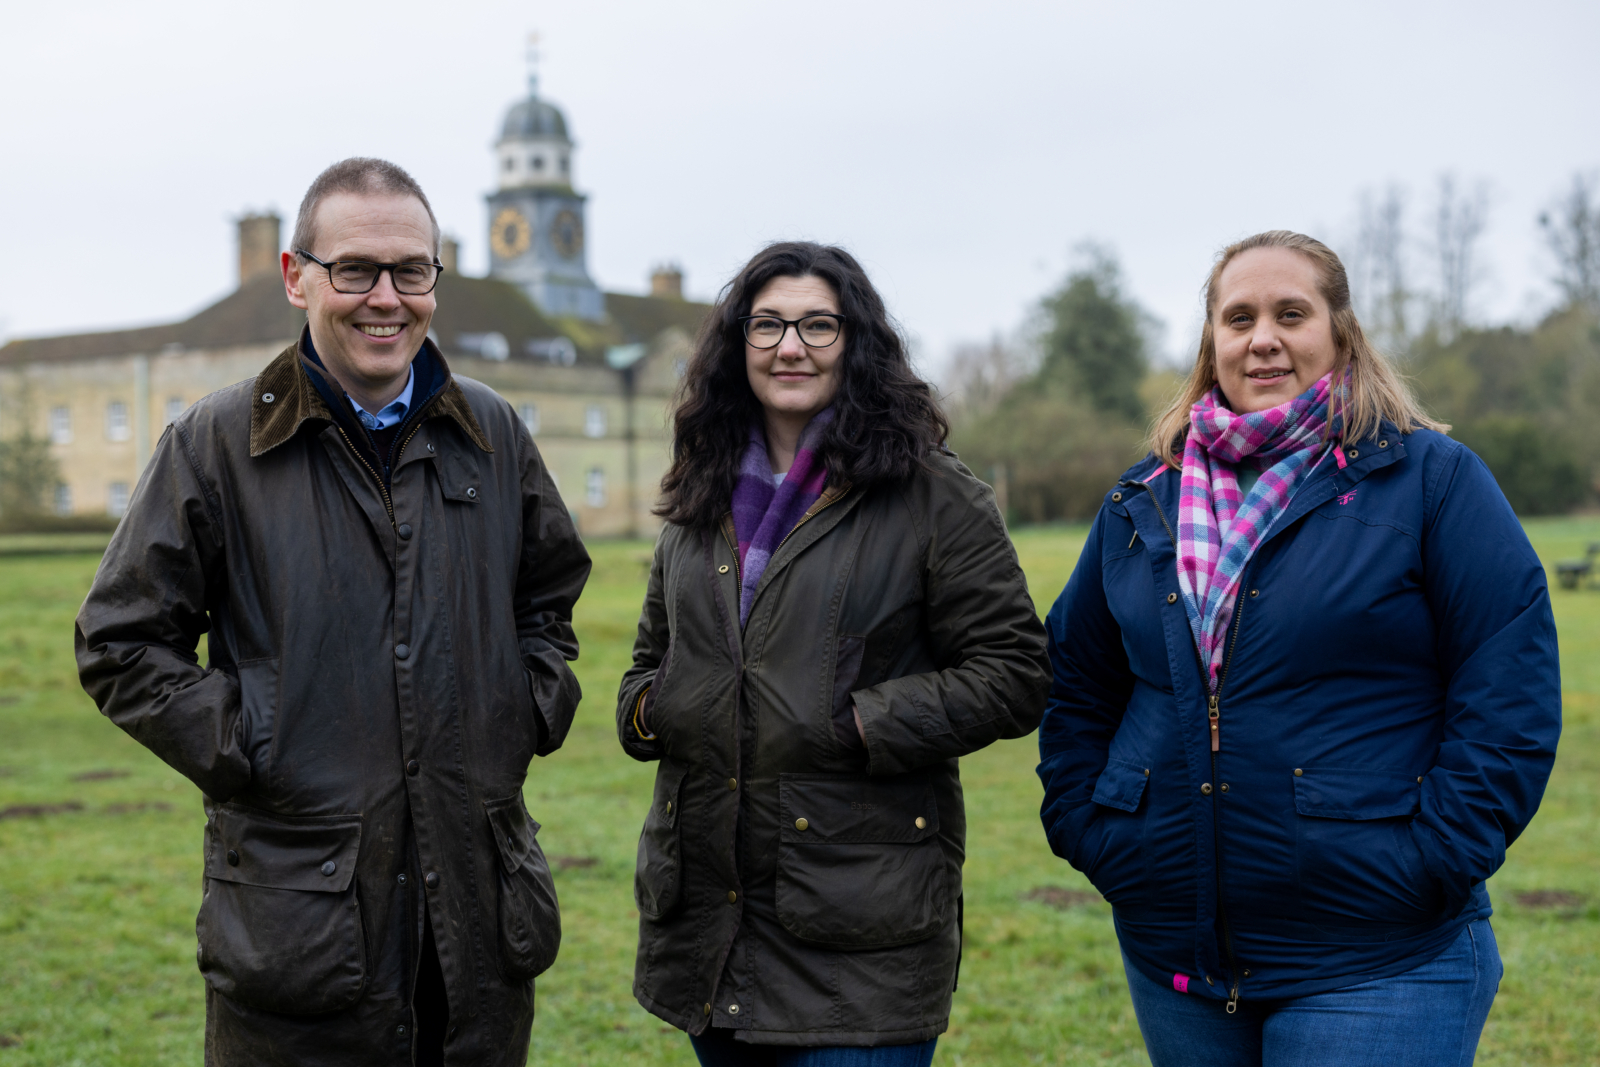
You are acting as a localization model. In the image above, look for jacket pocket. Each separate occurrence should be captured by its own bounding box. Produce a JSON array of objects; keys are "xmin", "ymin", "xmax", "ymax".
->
[
  {"xmin": 1072, "ymin": 759, "xmax": 1150, "ymax": 905},
  {"xmin": 196, "ymin": 806, "xmax": 365, "ymax": 1014},
  {"xmin": 776, "ymin": 773, "xmax": 949, "ymax": 949},
  {"xmin": 484, "ymin": 792, "xmax": 561, "ymax": 981},
  {"xmin": 1293, "ymin": 766, "xmax": 1442, "ymax": 923},
  {"xmin": 237, "ymin": 658, "xmax": 279, "ymax": 782},
  {"xmin": 635, "ymin": 760, "xmax": 688, "ymax": 920},
  {"xmin": 831, "ymin": 635, "xmax": 867, "ymax": 750}
]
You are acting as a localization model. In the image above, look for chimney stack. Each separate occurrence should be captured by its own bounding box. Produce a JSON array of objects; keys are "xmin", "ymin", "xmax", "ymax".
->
[
  {"xmin": 237, "ymin": 213, "xmax": 282, "ymax": 287},
  {"xmin": 440, "ymin": 236, "xmax": 460, "ymax": 276},
  {"xmin": 650, "ymin": 263, "xmax": 684, "ymax": 300}
]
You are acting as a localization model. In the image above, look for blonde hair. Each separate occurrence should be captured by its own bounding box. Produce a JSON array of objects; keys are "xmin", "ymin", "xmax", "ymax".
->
[{"xmin": 1149, "ymin": 230, "xmax": 1447, "ymax": 469}]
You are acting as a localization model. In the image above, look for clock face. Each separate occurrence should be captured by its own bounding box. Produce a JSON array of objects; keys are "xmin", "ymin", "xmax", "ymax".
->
[
  {"xmin": 551, "ymin": 209, "xmax": 584, "ymax": 259},
  {"xmin": 490, "ymin": 207, "xmax": 532, "ymax": 259}
]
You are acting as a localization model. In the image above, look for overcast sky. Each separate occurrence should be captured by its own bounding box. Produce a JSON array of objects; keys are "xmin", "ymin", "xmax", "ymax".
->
[{"xmin": 4, "ymin": 0, "xmax": 1597, "ymax": 375}]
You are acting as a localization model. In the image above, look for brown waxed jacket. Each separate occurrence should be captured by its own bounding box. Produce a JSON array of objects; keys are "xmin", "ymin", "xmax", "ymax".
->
[
  {"xmin": 616, "ymin": 451, "xmax": 1049, "ymax": 1047},
  {"xmin": 75, "ymin": 338, "xmax": 589, "ymax": 1066}
]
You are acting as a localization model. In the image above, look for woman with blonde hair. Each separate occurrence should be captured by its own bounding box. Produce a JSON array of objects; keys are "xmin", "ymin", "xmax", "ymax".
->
[{"xmin": 1038, "ymin": 230, "xmax": 1560, "ymax": 1065}]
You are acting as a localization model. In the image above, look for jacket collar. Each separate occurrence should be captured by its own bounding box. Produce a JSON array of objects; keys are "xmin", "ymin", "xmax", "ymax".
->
[{"xmin": 250, "ymin": 328, "xmax": 493, "ymax": 458}]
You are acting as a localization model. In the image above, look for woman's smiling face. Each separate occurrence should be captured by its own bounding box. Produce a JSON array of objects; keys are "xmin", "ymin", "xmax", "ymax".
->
[{"xmin": 1211, "ymin": 247, "xmax": 1339, "ymax": 413}]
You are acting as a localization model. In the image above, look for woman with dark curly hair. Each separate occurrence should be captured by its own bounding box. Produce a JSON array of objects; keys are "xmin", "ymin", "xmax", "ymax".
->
[{"xmin": 617, "ymin": 241, "xmax": 1050, "ymax": 1066}]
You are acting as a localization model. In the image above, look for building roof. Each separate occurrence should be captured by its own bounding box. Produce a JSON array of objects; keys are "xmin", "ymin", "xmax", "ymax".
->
[
  {"xmin": 500, "ymin": 95, "xmax": 570, "ymax": 142},
  {"xmin": 0, "ymin": 273, "xmax": 709, "ymax": 369}
]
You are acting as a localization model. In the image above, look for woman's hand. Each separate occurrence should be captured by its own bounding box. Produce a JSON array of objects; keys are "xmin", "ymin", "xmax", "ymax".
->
[{"xmin": 852, "ymin": 701, "xmax": 866, "ymax": 744}]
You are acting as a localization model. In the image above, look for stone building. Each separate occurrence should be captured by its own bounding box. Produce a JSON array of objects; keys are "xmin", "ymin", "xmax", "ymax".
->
[{"xmin": 0, "ymin": 67, "xmax": 706, "ymax": 538}]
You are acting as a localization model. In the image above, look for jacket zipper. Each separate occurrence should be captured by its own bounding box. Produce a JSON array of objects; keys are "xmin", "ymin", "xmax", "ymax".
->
[
  {"xmin": 332, "ymin": 416, "xmax": 428, "ymax": 527},
  {"xmin": 1131, "ymin": 479, "xmax": 1248, "ymax": 1013}
]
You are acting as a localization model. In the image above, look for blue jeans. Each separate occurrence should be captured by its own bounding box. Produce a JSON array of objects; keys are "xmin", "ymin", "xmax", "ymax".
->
[
  {"xmin": 688, "ymin": 1027, "xmax": 938, "ymax": 1067},
  {"xmin": 1123, "ymin": 919, "xmax": 1502, "ymax": 1067}
]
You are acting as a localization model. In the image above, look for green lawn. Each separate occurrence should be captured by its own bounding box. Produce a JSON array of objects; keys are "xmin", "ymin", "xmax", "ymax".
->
[{"xmin": 0, "ymin": 521, "xmax": 1595, "ymax": 1065}]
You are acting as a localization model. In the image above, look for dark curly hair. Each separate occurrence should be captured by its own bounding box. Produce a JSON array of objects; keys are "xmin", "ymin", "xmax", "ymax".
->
[{"xmin": 656, "ymin": 241, "xmax": 949, "ymax": 529}]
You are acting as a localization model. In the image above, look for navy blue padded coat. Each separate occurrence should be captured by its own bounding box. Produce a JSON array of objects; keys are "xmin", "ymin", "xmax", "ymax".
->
[{"xmin": 1037, "ymin": 424, "xmax": 1561, "ymax": 1004}]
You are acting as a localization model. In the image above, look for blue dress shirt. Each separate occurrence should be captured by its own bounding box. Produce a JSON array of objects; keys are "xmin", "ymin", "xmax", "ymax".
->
[{"xmin": 353, "ymin": 366, "xmax": 414, "ymax": 431}]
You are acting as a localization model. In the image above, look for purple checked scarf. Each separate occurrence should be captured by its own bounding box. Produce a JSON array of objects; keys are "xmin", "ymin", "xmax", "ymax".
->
[
  {"xmin": 731, "ymin": 408, "xmax": 834, "ymax": 627},
  {"xmin": 1177, "ymin": 373, "xmax": 1340, "ymax": 689}
]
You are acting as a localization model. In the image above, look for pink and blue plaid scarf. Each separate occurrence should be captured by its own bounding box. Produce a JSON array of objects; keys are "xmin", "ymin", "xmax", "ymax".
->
[
  {"xmin": 1177, "ymin": 374, "xmax": 1339, "ymax": 689},
  {"xmin": 731, "ymin": 408, "xmax": 833, "ymax": 627}
]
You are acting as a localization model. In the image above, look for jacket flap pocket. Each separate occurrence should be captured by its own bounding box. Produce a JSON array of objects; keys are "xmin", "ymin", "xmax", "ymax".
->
[
  {"xmin": 779, "ymin": 774, "xmax": 938, "ymax": 843},
  {"xmin": 653, "ymin": 761, "xmax": 687, "ymax": 828},
  {"xmin": 1294, "ymin": 767, "xmax": 1421, "ymax": 820},
  {"xmin": 438, "ymin": 451, "xmax": 481, "ymax": 504},
  {"xmin": 1091, "ymin": 758, "xmax": 1150, "ymax": 813},
  {"xmin": 485, "ymin": 792, "xmax": 543, "ymax": 874},
  {"xmin": 206, "ymin": 807, "xmax": 361, "ymax": 892}
]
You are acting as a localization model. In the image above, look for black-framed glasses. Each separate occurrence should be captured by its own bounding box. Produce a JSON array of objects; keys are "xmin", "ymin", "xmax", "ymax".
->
[
  {"xmin": 739, "ymin": 314, "xmax": 846, "ymax": 349},
  {"xmin": 295, "ymin": 249, "xmax": 443, "ymax": 295}
]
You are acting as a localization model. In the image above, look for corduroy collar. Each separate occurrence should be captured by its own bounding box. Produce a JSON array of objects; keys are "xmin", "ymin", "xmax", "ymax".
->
[{"xmin": 249, "ymin": 329, "xmax": 492, "ymax": 458}]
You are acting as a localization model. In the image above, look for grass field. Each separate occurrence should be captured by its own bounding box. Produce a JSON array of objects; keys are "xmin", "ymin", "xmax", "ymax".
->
[{"xmin": 0, "ymin": 520, "xmax": 1596, "ymax": 1065}]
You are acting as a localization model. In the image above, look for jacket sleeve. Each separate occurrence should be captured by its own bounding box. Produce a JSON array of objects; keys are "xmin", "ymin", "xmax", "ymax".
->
[
  {"xmin": 851, "ymin": 471, "xmax": 1051, "ymax": 775},
  {"xmin": 515, "ymin": 430, "xmax": 591, "ymax": 757},
  {"xmin": 74, "ymin": 423, "xmax": 252, "ymax": 803},
  {"xmin": 1412, "ymin": 444, "xmax": 1562, "ymax": 910},
  {"xmin": 1035, "ymin": 506, "xmax": 1137, "ymax": 862},
  {"xmin": 615, "ymin": 537, "xmax": 668, "ymax": 763}
]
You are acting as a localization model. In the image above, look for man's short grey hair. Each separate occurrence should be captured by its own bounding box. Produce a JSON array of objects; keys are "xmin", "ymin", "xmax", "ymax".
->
[{"xmin": 291, "ymin": 157, "xmax": 441, "ymax": 257}]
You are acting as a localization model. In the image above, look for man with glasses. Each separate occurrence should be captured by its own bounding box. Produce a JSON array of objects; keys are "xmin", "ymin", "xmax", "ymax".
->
[{"xmin": 75, "ymin": 157, "xmax": 589, "ymax": 1067}]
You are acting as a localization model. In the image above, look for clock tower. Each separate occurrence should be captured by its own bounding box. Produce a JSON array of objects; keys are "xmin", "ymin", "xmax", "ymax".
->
[{"xmin": 486, "ymin": 43, "xmax": 604, "ymax": 321}]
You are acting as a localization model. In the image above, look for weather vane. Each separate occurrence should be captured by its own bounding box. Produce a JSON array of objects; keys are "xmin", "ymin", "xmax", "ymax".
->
[{"xmin": 526, "ymin": 32, "xmax": 541, "ymax": 98}]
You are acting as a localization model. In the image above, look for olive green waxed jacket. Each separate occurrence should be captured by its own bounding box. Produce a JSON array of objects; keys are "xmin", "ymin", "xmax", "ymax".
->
[
  {"xmin": 75, "ymin": 340, "xmax": 589, "ymax": 1066},
  {"xmin": 616, "ymin": 451, "xmax": 1049, "ymax": 1047}
]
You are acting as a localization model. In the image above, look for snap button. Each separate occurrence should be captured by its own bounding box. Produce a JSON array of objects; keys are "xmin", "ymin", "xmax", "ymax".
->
[
  {"xmin": 226, "ymin": 849, "xmax": 239, "ymax": 866},
  {"xmin": 704, "ymin": 1003, "xmax": 712, "ymax": 1016},
  {"xmin": 1201, "ymin": 783, "xmax": 1213, "ymax": 795},
  {"xmin": 1379, "ymin": 440, "xmax": 1389, "ymax": 448},
  {"xmin": 424, "ymin": 872, "xmax": 439, "ymax": 889},
  {"xmin": 397, "ymin": 1025, "xmax": 407, "ymax": 1038},
  {"xmin": 1417, "ymin": 776, "xmax": 1423, "ymax": 783},
  {"xmin": 406, "ymin": 759, "xmax": 420, "ymax": 776},
  {"xmin": 397, "ymin": 873, "xmax": 407, "ymax": 885},
  {"xmin": 320, "ymin": 861, "xmax": 337, "ymax": 876},
  {"xmin": 261, "ymin": 392, "xmax": 275, "ymax": 404},
  {"xmin": 794, "ymin": 818, "xmax": 808, "ymax": 831},
  {"xmin": 395, "ymin": 643, "xmax": 410, "ymax": 660},
  {"xmin": 718, "ymin": 565, "xmax": 729, "ymax": 574},
  {"xmin": 727, "ymin": 778, "xmax": 738, "ymax": 791},
  {"xmin": 1243, "ymin": 968, "xmax": 1252, "ymax": 977},
  {"xmin": 1249, "ymin": 589, "xmax": 1259, "ymax": 598},
  {"xmin": 728, "ymin": 1004, "xmax": 740, "ymax": 1015},
  {"xmin": 666, "ymin": 801, "xmax": 673, "ymax": 814},
  {"xmin": 727, "ymin": 890, "xmax": 738, "ymax": 903},
  {"xmin": 1294, "ymin": 768, "xmax": 1303, "ymax": 777},
  {"xmin": 1166, "ymin": 592, "xmax": 1178, "ymax": 604},
  {"xmin": 466, "ymin": 487, "xmax": 477, "ymax": 499},
  {"xmin": 1143, "ymin": 768, "xmax": 1150, "ymax": 777},
  {"xmin": 426, "ymin": 443, "xmax": 435, "ymax": 453},
  {"xmin": 1219, "ymin": 783, "xmax": 1230, "ymax": 793},
  {"xmin": 397, "ymin": 523, "xmax": 413, "ymax": 539},
  {"xmin": 1205, "ymin": 975, "xmax": 1215, "ymax": 986},
  {"xmin": 915, "ymin": 817, "xmax": 927, "ymax": 830},
  {"xmin": 1111, "ymin": 491, "xmax": 1123, "ymax": 502}
]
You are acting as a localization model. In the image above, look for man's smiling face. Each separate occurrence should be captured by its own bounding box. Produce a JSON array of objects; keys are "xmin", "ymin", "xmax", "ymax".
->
[{"xmin": 283, "ymin": 192, "xmax": 437, "ymax": 410}]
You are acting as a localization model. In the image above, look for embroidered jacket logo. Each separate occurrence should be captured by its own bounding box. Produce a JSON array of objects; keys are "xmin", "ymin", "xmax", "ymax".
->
[{"xmin": 1337, "ymin": 489, "xmax": 1358, "ymax": 506}]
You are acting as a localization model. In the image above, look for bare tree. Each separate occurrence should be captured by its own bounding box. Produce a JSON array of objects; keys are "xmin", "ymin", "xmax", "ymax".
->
[
  {"xmin": 1430, "ymin": 174, "xmax": 1489, "ymax": 341},
  {"xmin": 1351, "ymin": 185, "xmax": 1414, "ymax": 353},
  {"xmin": 938, "ymin": 333, "xmax": 1032, "ymax": 425},
  {"xmin": 1540, "ymin": 172, "xmax": 1600, "ymax": 311}
]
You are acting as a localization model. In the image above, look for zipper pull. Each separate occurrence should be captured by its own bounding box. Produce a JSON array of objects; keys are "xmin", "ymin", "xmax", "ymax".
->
[
  {"xmin": 1208, "ymin": 694, "xmax": 1220, "ymax": 752},
  {"xmin": 1226, "ymin": 984, "xmax": 1240, "ymax": 1014}
]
